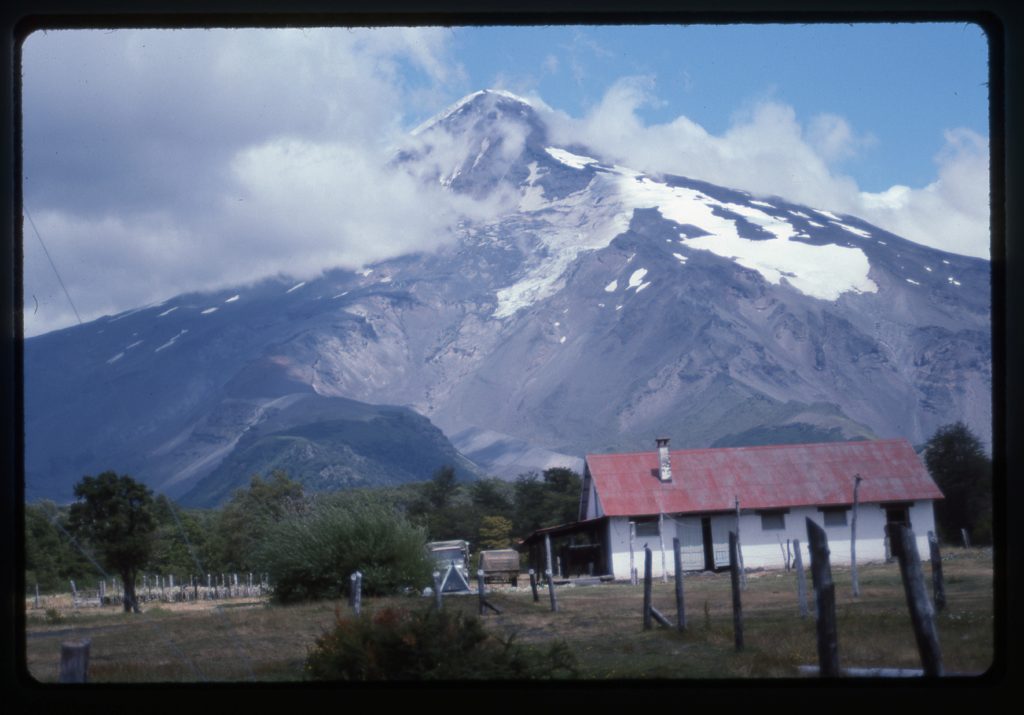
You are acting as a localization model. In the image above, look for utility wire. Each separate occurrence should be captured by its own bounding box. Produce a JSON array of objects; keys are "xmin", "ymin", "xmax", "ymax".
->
[{"xmin": 24, "ymin": 206, "xmax": 83, "ymax": 325}]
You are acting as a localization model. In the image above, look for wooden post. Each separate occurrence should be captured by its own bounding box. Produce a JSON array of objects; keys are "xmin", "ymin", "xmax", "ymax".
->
[
  {"xmin": 629, "ymin": 521, "xmax": 637, "ymax": 585},
  {"xmin": 642, "ymin": 545, "xmax": 653, "ymax": 630},
  {"xmin": 887, "ymin": 524, "xmax": 943, "ymax": 676},
  {"xmin": 673, "ymin": 537, "xmax": 686, "ymax": 631},
  {"xmin": 433, "ymin": 571, "xmax": 443, "ymax": 610},
  {"xmin": 477, "ymin": 569, "xmax": 486, "ymax": 616},
  {"xmin": 786, "ymin": 539, "xmax": 792, "ymax": 571},
  {"xmin": 34, "ymin": 584, "xmax": 40, "ymax": 609},
  {"xmin": 806, "ymin": 519, "xmax": 839, "ymax": 677},
  {"xmin": 545, "ymin": 569, "xmax": 558, "ymax": 612},
  {"xmin": 728, "ymin": 532, "xmax": 743, "ymax": 651},
  {"xmin": 70, "ymin": 580, "xmax": 77, "ymax": 609},
  {"xmin": 528, "ymin": 568, "xmax": 539, "ymax": 602},
  {"xmin": 658, "ymin": 512, "xmax": 668, "ymax": 583},
  {"xmin": 544, "ymin": 534, "xmax": 558, "ymax": 612},
  {"xmin": 353, "ymin": 571, "xmax": 363, "ymax": 616},
  {"xmin": 928, "ymin": 531, "xmax": 946, "ymax": 612},
  {"xmin": 58, "ymin": 639, "xmax": 91, "ymax": 683},
  {"xmin": 961, "ymin": 528, "xmax": 971, "ymax": 549},
  {"xmin": 778, "ymin": 537, "xmax": 788, "ymax": 570},
  {"xmin": 544, "ymin": 533, "xmax": 554, "ymax": 584},
  {"xmin": 851, "ymin": 474, "xmax": 863, "ymax": 598},
  {"xmin": 793, "ymin": 538, "xmax": 809, "ymax": 619},
  {"xmin": 734, "ymin": 497, "xmax": 746, "ymax": 589}
]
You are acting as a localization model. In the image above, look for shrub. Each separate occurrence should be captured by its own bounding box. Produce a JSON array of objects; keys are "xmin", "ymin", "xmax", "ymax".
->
[
  {"xmin": 257, "ymin": 500, "xmax": 434, "ymax": 603},
  {"xmin": 305, "ymin": 606, "xmax": 577, "ymax": 680}
]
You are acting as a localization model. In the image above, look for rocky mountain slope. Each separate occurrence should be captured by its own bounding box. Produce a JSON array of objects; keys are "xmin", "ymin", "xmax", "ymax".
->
[{"xmin": 24, "ymin": 90, "xmax": 991, "ymax": 506}]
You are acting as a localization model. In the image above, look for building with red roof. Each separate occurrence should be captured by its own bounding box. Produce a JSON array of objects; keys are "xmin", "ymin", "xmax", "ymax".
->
[{"xmin": 522, "ymin": 437, "xmax": 942, "ymax": 579}]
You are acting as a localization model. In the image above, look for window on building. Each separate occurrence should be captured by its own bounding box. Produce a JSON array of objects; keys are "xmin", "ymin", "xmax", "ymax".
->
[
  {"xmin": 633, "ymin": 519, "xmax": 660, "ymax": 538},
  {"xmin": 759, "ymin": 511, "xmax": 786, "ymax": 531},
  {"xmin": 821, "ymin": 507, "xmax": 848, "ymax": 527}
]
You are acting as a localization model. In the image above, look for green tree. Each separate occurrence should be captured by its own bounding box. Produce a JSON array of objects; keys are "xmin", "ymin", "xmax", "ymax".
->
[
  {"xmin": 923, "ymin": 422, "xmax": 992, "ymax": 544},
  {"xmin": 207, "ymin": 470, "xmax": 305, "ymax": 572},
  {"xmin": 68, "ymin": 472, "xmax": 157, "ymax": 612},
  {"xmin": 147, "ymin": 495, "xmax": 210, "ymax": 578},
  {"xmin": 477, "ymin": 515, "xmax": 514, "ymax": 550},
  {"xmin": 540, "ymin": 467, "xmax": 582, "ymax": 526},
  {"xmin": 512, "ymin": 467, "xmax": 583, "ymax": 538},
  {"xmin": 257, "ymin": 499, "xmax": 433, "ymax": 603},
  {"xmin": 24, "ymin": 501, "xmax": 93, "ymax": 593},
  {"xmin": 513, "ymin": 472, "xmax": 549, "ymax": 537},
  {"xmin": 409, "ymin": 465, "xmax": 468, "ymax": 541}
]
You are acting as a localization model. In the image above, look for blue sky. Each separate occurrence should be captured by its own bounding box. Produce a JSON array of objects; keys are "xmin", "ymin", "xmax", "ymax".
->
[
  {"xmin": 21, "ymin": 23, "xmax": 991, "ymax": 336},
  {"xmin": 446, "ymin": 24, "xmax": 989, "ymax": 192}
]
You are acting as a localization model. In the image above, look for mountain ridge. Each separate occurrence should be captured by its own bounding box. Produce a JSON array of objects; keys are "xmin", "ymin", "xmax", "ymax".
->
[{"xmin": 23, "ymin": 89, "xmax": 991, "ymax": 506}]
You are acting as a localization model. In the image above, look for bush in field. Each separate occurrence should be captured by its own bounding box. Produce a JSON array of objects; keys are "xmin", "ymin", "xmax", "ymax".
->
[
  {"xmin": 305, "ymin": 606, "xmax": 578, "ymax": 681},
  {"xmin": 257, "ymin": 499, "xmax": 433, "ymax": 603}
]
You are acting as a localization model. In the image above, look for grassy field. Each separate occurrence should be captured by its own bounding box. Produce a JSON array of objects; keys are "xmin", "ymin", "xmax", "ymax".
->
[{"xmin": 21, "ymin": 548, "xmax": 995, "ymax": 683}]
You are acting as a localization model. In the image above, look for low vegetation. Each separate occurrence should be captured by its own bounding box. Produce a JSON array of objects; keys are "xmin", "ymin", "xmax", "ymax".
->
[
  {"xmin": 24, "ymin": 549, "xmax": 994, "ymax": 682},
  {"xmin": 257, "ymin": 498, "xmax": 433, "ymax": 603}
]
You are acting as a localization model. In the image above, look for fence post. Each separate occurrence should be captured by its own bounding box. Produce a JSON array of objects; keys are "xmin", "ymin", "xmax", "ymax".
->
[
  {"xmin": 806, "ymin": 519, "xmax": 839, "ymax": 677},
  {"xmin": 793, "ymin": 538, "xmax": 809, "ymax": 619},
  {"xmin": 58, "ymin": 639, "xmax": 91, "ymax": 683},
  {"xmin": 673, "ymin": 537, "xmax": 686, "ymax": 632},
  {"xmin": 960, "ymin": 528, "xmax": 970, "ymax": 549},
  {"xmin": 545, "ymin": 569, "xmax": 558, "ymax": 612},
  {"xmin": 34, "ymin": 584, "xmax": 40, "ymax": 609},
  {"xmin": 642, "ymin": 546, "xmax": 653, "ymax": 630},
  {"xmin": 728, "ymin": 532, "xmax": 743, "ymax": 651},
  {"xmin": 629, "ymin": 521, "xmax": 637, "ymax": 585},
  {"xmin": 528, "ymin": 569, "xmax": 539, "ymax": 603},
  {"xmin": 734, "ymin": 497, "xmax": 746, "ymax": 590},
  {"xmin": 887, "ymin": 524, "xmax": 943, "ymax": 676},
  {"xmin": 928, "ymin": 531, "xmax": 946, "ymax": 612},
  {"xmin": 544, "ymin": 533, "xmax": 558, "ymax": 612},
  {"xmin": 544, "ymin": 533, "xmax": 554, "ymax": 584},
  {"xmin": 659, "ymin": 512, "xmax": 668, "ymax": 583},
  {"xmin": 851, "ymin": 474, "xmax": 863, "ymax": 597},
  {"xmin": 353, "ymin": 571, "xmax": 363, "ymax": 616}
]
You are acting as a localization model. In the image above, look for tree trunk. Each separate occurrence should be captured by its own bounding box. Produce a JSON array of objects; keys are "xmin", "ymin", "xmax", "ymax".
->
[{"xmin": 122, "ymin": 570, "xmax": 139, "ymax": 613}]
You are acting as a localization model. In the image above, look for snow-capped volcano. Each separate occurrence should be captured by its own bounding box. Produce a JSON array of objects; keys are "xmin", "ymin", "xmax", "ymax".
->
[{"xmin": 24, "ymin": 89, "xmax": 991, "ymax": 506}]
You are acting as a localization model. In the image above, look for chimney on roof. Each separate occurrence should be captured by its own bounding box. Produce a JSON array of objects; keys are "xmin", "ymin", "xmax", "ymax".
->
[{"xmin": 656, "ymin": 437, "xmax": 672, "ymax": 482}]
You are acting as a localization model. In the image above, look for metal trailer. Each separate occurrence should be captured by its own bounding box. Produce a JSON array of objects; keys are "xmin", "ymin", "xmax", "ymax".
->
[{"xmin": 479, "ymin": 549, "xmax": 521, "ymax": 586}]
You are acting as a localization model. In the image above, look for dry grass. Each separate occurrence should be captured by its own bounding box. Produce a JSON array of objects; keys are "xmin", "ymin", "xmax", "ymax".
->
[{"xmin": 21, "ymin": 548, "xmax": 995, "ymax": 683}]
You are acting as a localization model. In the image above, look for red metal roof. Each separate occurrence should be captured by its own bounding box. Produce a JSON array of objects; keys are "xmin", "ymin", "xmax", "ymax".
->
[{"xmin": 586, "ymin": 439, "xmax": 942, "ymax": 517}]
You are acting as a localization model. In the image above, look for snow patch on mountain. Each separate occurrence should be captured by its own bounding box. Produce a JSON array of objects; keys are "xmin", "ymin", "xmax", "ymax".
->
[
  {"xmin": 832, "ymin": 221, "xmax": 872, "ymax": 238},
  {"xmin": 609, "ymin": 168, "xmax": 878, "ymax": 301},
  {"xmin": 155, "ymin": 329, "xmax": 188, "ymax": 353},
  {"xmin": 545, "ymin": 147, "xmax": 598, "ymax": 170},
  {"xmin": 627, "ymin": 268, "xmax": 648, "ymax": 289}
]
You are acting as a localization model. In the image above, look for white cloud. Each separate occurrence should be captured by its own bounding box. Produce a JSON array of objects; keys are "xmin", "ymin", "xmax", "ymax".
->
[
  {"xmin": 541, "ymin": 76, "xmax": 989, "ymax": 260},
  {"xmin": 22, "ymin": 27, "xmax": 473, "ymax": 337},
  {"xmin": 855, "ymin": 128, "xmax": 989, "ymax": 257}
]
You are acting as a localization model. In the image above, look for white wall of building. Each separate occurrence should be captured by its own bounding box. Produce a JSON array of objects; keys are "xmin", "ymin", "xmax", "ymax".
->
[{"xmin": 604, "ymin": 501, "xmax": 936, "ymax": 579}]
